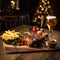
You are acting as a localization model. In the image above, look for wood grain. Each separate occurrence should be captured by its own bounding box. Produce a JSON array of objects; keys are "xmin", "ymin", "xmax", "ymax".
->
[{"xmin": 3, "ymin": 42, "xmax": 60, "ymax": 54}]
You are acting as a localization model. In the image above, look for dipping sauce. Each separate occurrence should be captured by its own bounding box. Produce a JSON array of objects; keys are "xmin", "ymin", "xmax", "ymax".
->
[{"xmin": 46, "ymin": 39, "xmax": 57, "ymax": 48}]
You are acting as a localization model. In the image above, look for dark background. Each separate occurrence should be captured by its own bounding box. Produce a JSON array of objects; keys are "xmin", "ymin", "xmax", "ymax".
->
[{"xmin": 0, "ymin": 0, "xmax": 60, "ymax": 30}]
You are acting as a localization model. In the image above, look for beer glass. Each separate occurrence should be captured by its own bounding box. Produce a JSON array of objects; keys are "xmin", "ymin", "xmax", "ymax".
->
[{"xmin": 46, "ymin": 16, "xmax": 57, "ymax": 39}]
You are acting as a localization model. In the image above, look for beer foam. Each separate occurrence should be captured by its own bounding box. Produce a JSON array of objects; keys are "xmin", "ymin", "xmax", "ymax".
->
[{"xmin": 46, "ymin": 16, "xmax": 56, "ymax": 19}]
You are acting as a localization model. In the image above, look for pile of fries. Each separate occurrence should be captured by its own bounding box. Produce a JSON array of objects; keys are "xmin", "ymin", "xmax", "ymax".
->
[{"xmin": 1, "ymin": 30, "xmax": 20, "ymax": 41}]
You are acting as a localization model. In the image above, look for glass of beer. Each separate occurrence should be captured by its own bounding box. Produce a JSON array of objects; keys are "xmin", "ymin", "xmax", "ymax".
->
[{"xmin": 46, "ymin": 16, "xmax": 57, "ymax": 39}]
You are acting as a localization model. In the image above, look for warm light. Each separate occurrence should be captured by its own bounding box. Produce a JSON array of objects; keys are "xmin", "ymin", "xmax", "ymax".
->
[
  {"xmin": 41, "ymin": 8, "xmax": 44, "ymax": 11},
  {"xmin": 16, "ymin": 7, "xmax": 20, "ymax": 10},
  {"xmin": 11, "ymin": 0, "xmax": 15, "ymax": 9},
  {"xmin": 16, "ymin": 0, "xmax": 20, "ymax": 10},
  {"xmin": 47, "ymin": 1, "xmax": 50, "ymax": 4},
  {"xmin": 42, "ymin": 0, "xmax": 46, "ymax": 4},
  {"xmin": 48, "ymin": 6, "xmax": 51, "ymax": 8},
  {"xmin": 32, "ymin": 0, "xmax": 53, "ymax": 25},
  {"xmin": 39, "ymin": 5, "xmax": 42, "ymax": 7},
  {"xmin": 42, "ymin": 0, "xmax": 44, "ymax": 2},
  {"xmin": 11, "ymin": 1, "xmax": 15, "ymax": 5},
  {"xmin": 32, "ymin": 18, "xmax": 37, "ymax": 22},
  {"xmin": 45, "ymin": 0, "xmax": 47, "ymax": 1},
  {"xmin": 36, "ymin": 10, "xmax": 40, "ymax": 14},
  {"xmin": 38, "ymin": 15, "xmax": 40, "ymax": 19},
  {"xmin": 35, "ymin": 18, "xmax": 37, "ymax": 20}
]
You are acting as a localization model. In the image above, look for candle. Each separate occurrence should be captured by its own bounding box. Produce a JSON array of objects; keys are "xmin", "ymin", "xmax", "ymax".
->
[{"xmin": 16, "ymin": 0, "xmax": 20, "ymax": 10}]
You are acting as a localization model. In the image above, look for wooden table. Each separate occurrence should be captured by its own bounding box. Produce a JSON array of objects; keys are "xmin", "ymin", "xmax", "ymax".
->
[{"xmin": 0, "ymin": 25, "xmax": 60, "ymax": 60}]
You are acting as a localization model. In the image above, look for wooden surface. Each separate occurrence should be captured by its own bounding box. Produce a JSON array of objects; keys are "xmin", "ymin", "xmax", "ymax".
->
[
  {"xmin": 3, "ymin": 42, "xmax": 60, "ymax": 54},
  {"xmin": 0, "ymin": 25, "xmax": 60, "ymax": 60},
  {"xmin": 0, "ymin": 16, "xmax": 18, "ymax": 20}
]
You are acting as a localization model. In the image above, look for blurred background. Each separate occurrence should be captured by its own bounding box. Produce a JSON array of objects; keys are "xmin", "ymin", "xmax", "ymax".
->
[{"xmin": 0, "ymin": 0, "xmax": 60, "ymax": 31}]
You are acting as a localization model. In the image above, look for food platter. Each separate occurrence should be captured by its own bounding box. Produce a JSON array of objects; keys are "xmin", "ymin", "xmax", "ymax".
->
[{"xmin": 1, "ymin": 25, "xmax": 59, "ymax": 54}]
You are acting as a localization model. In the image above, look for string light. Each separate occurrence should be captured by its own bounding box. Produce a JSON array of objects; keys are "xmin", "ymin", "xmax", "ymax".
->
[
  {"xmin": 36, "ymin": 10, "xmax": 40, "ymax": 14},
  {"xmin": 39, "ymin": 5, "xmax": 42, "ymax": 7},
  {"xmin": 38, "ymin": 15, "xmax": 41, "ymax": 19},
  {"xmin": 47, "ymin": 1, "xmax": 50, "ymax": 4},
  {"xmin": 35, "ymin": 17, "xmax": 37, "ymax": 20},
  {"xmin": 41, "ymin": 8, "xmax": 44, "ymax": 11},
  {"xmin": 11, "ymin": 0, "xmax": 15, "ymax": 9},
  {"xmin": 48, "ymin": 6, "xmax": 51, "ymax": 8},
  {"xmin": 32, "ymin": 0, "xmax": 53, "ymax": 25}
]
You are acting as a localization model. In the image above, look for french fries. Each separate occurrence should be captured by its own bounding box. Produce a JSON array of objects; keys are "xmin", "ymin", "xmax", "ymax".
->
[{"xmin": 1, "ymin": 30, "xmax": 20, "ymax": 41}]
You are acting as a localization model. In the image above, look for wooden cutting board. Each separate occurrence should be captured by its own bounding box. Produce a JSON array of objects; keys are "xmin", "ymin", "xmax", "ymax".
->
[
  {"xmin": 2, "ymin": 25, "xmax": 60, "ymax": 54},
  {"xmin": 3, "ymin": 42, "xmax": 60, "ymax": 54}
]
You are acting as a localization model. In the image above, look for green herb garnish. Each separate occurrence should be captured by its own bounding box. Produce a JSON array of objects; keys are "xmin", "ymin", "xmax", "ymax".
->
[{"xmin": 12, "ymin": 40, "xmax": 18, "ymax": 46}]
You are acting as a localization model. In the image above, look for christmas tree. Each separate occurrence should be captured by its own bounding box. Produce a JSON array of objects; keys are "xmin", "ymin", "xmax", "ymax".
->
[{"xmin": 32, "ymin": 0, "xmax": 53, "ymax": 27}]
